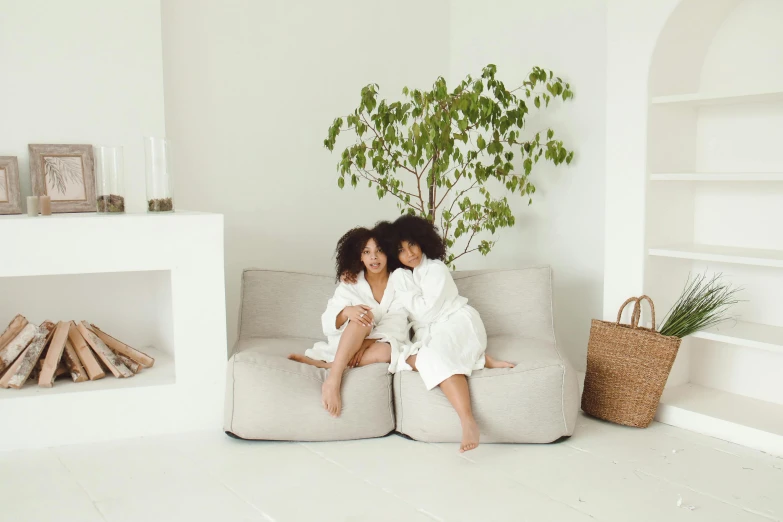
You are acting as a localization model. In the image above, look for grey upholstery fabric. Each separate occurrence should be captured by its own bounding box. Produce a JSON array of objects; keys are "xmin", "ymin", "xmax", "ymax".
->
[
  {"xmin": 394, "ymin": 337, "xmax": 579, "ymax": 442},
  {"xmin": 395, "ymin": 268, "xmax": 579, "ymax": 442},
  {"xmin": 225, "ymin": 270, "xmax": 395, "ymax": 441},
  {"xmin": 224, "ymin": 266, "xmax": 579, "ymax": 443},
  {"xmin": 238, "ymin": 271, "xmax": 338, "ymax": 341},
  {"xmin": 225, "ymin": 337, "xmax": 394, "ymax": 441}
]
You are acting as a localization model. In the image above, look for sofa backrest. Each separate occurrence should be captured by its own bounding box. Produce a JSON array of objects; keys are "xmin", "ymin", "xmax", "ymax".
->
[
  {"xmin": 238, "ymin": 266, "xmax": 555, "ymax": 343},
  {"xmin": 239, "ymin": 270, "xmax": 337, "ymax": 341},
  {"xmin": 453, "ymin": 266, "xmax": 556, "ymax": 342}
]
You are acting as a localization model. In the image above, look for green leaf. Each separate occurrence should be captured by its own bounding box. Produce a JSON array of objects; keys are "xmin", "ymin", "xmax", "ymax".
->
[{"xmin": 324, "ymin": 63, "xmax": 575, "ymax": 266}]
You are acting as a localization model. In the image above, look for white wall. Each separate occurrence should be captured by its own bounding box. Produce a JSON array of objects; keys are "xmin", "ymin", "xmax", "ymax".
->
[
  {"xmin": 161, "ymin": 0, "xmax": 451, "ymax": 350},
  {"xmin": 161, "ymin": 0, "xmax": 608, "ymax": 363},
  {"xmin": 448, "ymin": 0, "xmax": 607, "ymax": 367},
  {"xmin": 604, "ymin": 0, "xmax": 681, "ymax": 318},
  {"xmin": 0, "ymin": 0, "xmax": 166, "ymax": 213}
]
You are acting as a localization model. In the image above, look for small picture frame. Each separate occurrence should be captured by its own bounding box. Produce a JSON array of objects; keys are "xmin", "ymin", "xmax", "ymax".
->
[
  {"xmin": 0, "ymin": 156, "xmax": 22, "ymax": 215},
  {"xmin": 29, "ymin": 144, "xmax": 96, "ymax": 213}
]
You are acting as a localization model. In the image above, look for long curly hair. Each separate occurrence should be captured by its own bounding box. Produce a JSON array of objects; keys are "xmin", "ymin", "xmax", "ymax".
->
[
  {"xmin": 333, "ymin": 222, "xmax": 401, "ymax": 282},
  {"xmin": 392, "ymin": 215, "xmax": 446, "ymax": 262}
]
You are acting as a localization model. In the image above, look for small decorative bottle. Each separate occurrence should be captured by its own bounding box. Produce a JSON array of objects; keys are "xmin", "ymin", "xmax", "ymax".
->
[
  {"xmin": 94, "ymin": 146, "xmax": 125, "ymax": 213},
  {"xmin": 144, "ymin": 137, "xmax": 174, "ymax": 212}
]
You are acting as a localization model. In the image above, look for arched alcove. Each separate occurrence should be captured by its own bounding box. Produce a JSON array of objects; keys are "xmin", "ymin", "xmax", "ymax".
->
[{"xmin": 643, "ymin": 0, "xmax": 783, "ymax": 454}]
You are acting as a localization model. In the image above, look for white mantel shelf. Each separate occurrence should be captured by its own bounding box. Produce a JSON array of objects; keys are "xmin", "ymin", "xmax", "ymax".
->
[
  {"xmin": 0, "ymin": 211, "xmax": 227, "ymax": 451},
  {"xmin": 0, "ymin": 211, "xmax": 219, "ymax": 277}
]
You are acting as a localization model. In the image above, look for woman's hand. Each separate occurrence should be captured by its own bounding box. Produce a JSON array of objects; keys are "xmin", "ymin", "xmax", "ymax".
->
[
  {"xmin": 343, "ymin": 305, "xmax": 374, "ymax": 328},
  {"xmin": 349, "ymin": 345, "xmax": 368, "ymax": 367}
]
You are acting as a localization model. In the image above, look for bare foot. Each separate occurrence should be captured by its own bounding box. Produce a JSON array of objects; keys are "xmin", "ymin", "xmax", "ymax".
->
[
  {"xmin": 288, "ymin": 354, "xmax": 332, "ymax": 369},
  {"xmin": 322, "ymin": 378, "xmax": 342, "ymax": 417},
  {"xmin": 460, "ymin": 418, "xmax": 480, "ymax": 453},
  {"xmin": 485, "ymin": 354, "xmax": 515, "ymax": 369}
]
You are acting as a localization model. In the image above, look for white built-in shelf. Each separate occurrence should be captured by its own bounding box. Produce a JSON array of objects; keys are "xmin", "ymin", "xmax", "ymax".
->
[
  {"xmin": 649, "ymin": 244, "xmax": 783, "ymax": 268},
  {"xmin": 650, "ymin": 172, "xmax": 783, "ymax": 182},
  {"xmin": 651, "ymin": 88, "xmax": 783, "ymax": 106},
  {"xmin": 692, "ymin": 321, "xmax": 783, "ymax": 354},
  {"xmin": 0, "ymin": 348, "xmax": 173, "ymax": 400},
  {"xmin": 656, "ymin": 383, "xmax": 783, "ymax": 456}
]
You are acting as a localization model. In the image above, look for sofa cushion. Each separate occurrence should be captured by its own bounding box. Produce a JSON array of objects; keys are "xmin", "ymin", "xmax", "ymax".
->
[
  {"xmin": 453, "ymin": 267, "xmax": 556, "ymax": 342},
  {"xmin": 394, "ymin": 336, "xmax": 579, "ymax": 443},
  {"xmin": 227, "ymin": 266, "xmax": 580, "ymax": 444},
  {"xmin": 224, "ymin": 337, "xmax": 395, "ymax": 441},
  {"xmin": 234, "ymin": 336, "xmax": 320, "ymax": 359},
  {"xmin": 239, "ymin": 270, "xmax": 336, "ymax": 341}
]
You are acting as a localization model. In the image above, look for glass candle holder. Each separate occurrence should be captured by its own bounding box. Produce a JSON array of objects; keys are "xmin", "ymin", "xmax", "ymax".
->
[
  {"xmin": 144, "ymin": 137, "xmax": 174, "ymax": 212},
  {"xmin": 94, "ymin": 146, "xmax": 125, "ymax": 213}
]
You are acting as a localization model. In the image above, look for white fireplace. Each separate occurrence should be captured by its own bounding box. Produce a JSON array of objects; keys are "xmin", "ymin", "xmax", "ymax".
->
[{"xmin": 0, "ymin": 211, "xmax": 227, "ymax": 451}]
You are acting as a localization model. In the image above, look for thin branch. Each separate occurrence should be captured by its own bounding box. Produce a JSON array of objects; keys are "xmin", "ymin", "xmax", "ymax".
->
[
  {"xmin": 451, "ymin": 247, "xmax": 480, "ymax": 263},
  {"xmin": 360, "ymin": 114, "xmax": 419, "ymax": 178},
  {"xmin": 446, "ymin": 207, "xmax": 467, "ymax": 225},
  {"xmin": 452, "ymin": 212, "xmax": 492, "ymax": 262},
  {"xmin": 445, "ymin": 179, "xmax": 480, "ymax": 217},
  {"xmin": 356, "ymin": 168, "xmax": 424, "ymax": 212}
]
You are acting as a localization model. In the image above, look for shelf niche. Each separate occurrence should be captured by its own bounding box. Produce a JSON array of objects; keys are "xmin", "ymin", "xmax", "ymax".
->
[{"xmin": 644, "ymin": 0, "xmax": 783, "ymax": 456}]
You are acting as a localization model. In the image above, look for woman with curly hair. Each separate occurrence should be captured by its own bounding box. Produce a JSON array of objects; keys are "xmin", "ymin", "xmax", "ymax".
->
[
  {"xmin": 390, "ymin": 215, "xmax": 514, "ymax": 453},
  {"xmin": 288, "ymin": 222, "xmax": 408, "ymax": 417}
]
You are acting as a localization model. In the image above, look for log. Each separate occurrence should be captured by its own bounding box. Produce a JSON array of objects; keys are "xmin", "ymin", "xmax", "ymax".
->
[
  {"xmin": 118, "ymin": 354, "xmax": 142, "ymax": 374},
  {"xmin": 0, "ymin": 321, "xmax": 56, "ymax": 389},
  {"xmin": 38, "ymin": 321, "xmax": 70, "ymax": 388},
  {"xmin": 63, "ymin": 339, "xmax": 88, "ymax": 383},
  {"xmin": 55, "ymin": 360, "xmax": 69, "ymax": 378},
  {"xmin": 77, "ymin": 321, "xmax": 133, "ymax": 378},
  {"xmin": 68, "ymin": 322, "xmax": 105, "ymax": 381},
  {"xmin": 0, "ymin": 323, "xmax": 37, "ymax": 373},
  {"xmin": 0, "ymin": 315, "xmax": 29, "ymax": 351},
  {"xmin": 89, "ymin": 324, "xmax": 155, "ymax": 368}
]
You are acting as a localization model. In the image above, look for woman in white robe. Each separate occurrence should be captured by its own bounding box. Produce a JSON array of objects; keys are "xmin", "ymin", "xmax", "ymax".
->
[
  {"xmin": 390, "ymin": 215, "xmax": 514, "ymax": 453},
  {"xmin": 289, "ymin": 223, "xmax": 408, "ymax": 418}
]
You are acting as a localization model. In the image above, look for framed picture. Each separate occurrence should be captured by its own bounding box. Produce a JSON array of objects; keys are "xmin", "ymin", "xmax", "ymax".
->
[
  {"xmin": 0, "ymin": 156, "xmax": 22, "ymax": 215},
  {"xmin": 29, "ymin": 144, "xmax": 96, "ymax": 213}
]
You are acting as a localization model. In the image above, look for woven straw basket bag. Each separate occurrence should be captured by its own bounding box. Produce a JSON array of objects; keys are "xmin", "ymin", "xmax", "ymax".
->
[{"xmin": 581, "ymin": 295, "xmax": 682, "ymax": 428}]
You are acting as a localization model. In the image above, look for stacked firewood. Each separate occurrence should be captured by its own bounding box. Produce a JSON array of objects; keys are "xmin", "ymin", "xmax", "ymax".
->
[{"xmin": 0, "ymin": 315, "xmax": 154, "ymax": 389}]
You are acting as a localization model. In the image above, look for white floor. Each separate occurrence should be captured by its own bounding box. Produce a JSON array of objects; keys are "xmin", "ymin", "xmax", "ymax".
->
[{"xmin": 1, "ymin": 413, "xmax": 781, "ymax": 522}]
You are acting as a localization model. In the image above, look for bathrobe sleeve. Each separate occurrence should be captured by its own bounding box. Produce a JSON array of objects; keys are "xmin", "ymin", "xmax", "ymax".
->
[
  {"xmin": 373, "ymin": 293, "xmax": 410, "ymax": 343},
  {"xmin": 321, "ymin": 283, "xmax": 355, "ymax": 336},
  {"xmin": 393, "ymin": 261, "xmax": 454, "ymax": 324}
]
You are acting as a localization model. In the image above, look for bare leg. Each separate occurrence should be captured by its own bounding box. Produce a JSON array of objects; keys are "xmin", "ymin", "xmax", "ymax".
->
[
  {"xmin": 322, "ymin": 321, "xmax": 372, "ymax": 417},
  {"xmin": 439, "ymin": 374, "xmax": 480, "ymax": 453},
  {"xmin": 484, "ymin": 354, "xmax": 515, "ymax": 369},
  {"xmin": 355, "ymin": 342, "xmax": 391, "ymax": 366},
  {"xmin": 289, "ymin": 341, "xmax": 390, "ymax": 370},
  {"xmin": 288, "ymin": 354, "xmax": 332, "ymax": 369}
]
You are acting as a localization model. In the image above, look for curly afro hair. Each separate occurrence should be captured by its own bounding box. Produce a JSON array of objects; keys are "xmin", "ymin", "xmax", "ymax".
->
[
  {"xmin": 333, "ymin": 222, "xmax": 401, "ymax": 282},
  {"xmin": 392, "ymin": 215, "xmax": 446, "ymax": 263}
]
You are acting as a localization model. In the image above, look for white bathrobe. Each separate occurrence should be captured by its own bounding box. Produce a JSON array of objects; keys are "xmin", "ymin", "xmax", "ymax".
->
[
  {"xmin": 391, "ymin": 255, "xmax": 487, "ymax": 390},
  {"xmin": 305, "ymin": 271, "xmax": 409, "ymax": 370}
]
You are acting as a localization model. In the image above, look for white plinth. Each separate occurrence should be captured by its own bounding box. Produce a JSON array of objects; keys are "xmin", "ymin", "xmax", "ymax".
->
[{"xmin": 0, "ymin": 211, "xmax": 227, "ymax": 451}]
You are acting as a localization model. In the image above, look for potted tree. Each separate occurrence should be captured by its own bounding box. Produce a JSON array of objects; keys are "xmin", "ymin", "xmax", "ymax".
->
[{"xmin": 325, "ymin": 64, "xmax": 575, "ymax": 267}]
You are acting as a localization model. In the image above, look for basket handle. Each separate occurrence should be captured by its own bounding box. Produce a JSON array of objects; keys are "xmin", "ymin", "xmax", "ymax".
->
[
  {"xmin": 637, "ymin": 295, "xmax": 657, "ymax": 331},
  {"xmin": 615, "ymin": 295, "xmax": 657, "ymax": 331},
  {"xmin": 615, "ymin": 297, "xmax": 640, "ymax": 327}
]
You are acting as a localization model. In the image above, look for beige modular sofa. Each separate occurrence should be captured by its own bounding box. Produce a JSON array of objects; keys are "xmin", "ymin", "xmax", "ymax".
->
[{"xmin": 224, "ymin": 267, "xmax": 579, "ymax": 443}]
